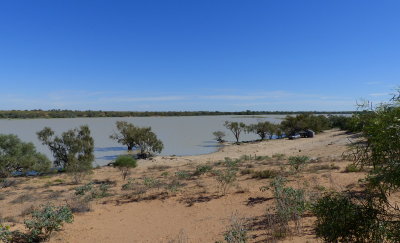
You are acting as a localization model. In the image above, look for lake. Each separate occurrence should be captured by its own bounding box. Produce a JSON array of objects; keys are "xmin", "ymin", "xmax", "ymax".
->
[{"xmin": 0, "ymin": 115, "xmax": 285, "ymax": 166}]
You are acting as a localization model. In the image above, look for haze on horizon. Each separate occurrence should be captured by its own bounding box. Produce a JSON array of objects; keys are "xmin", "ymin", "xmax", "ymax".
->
[{"xmin": 0, "ymin": 1, "xmax": 398, "ymax": 112}]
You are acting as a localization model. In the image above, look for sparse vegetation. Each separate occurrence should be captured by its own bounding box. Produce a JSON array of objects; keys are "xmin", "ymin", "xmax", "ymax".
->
[
  {"xmin": 288, "ymin": 156, "xmax": 309, "ymax": 172},
  {"xmin": 251, "ymin": 170, "xmax": 278, "ymax": 179},
  {"xmin": 24, "ymin": 204, "xmax": 73, "ymax": 242},
  {"xmin": 343, "ymin": 163, "xmax": 361, "ymax": 173},
  {"xmin": 223, "ymin": 213, "xmax": 248, "ymax": 243}
]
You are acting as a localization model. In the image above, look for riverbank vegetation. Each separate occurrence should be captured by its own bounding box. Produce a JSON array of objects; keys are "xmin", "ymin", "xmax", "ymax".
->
[{"xmin": 0, "ymin": 109, "xmax": 353, "ymax": 119}]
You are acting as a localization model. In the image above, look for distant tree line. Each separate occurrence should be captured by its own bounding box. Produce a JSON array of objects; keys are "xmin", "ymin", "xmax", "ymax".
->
[{"xmin": 0, "ymin": 109, "xmax": 354, "ymax": 119}]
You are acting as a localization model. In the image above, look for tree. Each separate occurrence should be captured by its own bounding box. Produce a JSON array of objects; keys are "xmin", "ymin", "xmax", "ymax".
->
[
  {"xmin": 110, "ymin": 121, "xmax": 137, "ymax": 151},
  {"xmin": 113, "ymin": 155, "xmax": 137, "ymax": 180},
  {"xmin": 247, "ymin": 121, "xmax": 278, "ymax": 140},
  {"xmin": 281, "ymin": 114, "xmax": 330, "ymax": 136},
  {"xmin": 110, "ymin": 121, "xmax": 163, "ymax": 158},
  {"xmin": 37, "ymin": 125, "xmax": 94, "ymax": 183},
  {"xmin": 212, "ymin": 131, "xmax": 226, "ymax": 143},
  {"xmin": 224, "ymin": 121, "xmax": 246, "ymax": 144},
  {"xmin": 0, "ymin": 134, "xmax": 51, "ymax": 178}
]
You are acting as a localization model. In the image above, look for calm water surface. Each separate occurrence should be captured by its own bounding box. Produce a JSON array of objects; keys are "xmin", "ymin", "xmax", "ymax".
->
[{"xmin": 0, "ymin": 115, "xmax": 285, "ymax": 166}]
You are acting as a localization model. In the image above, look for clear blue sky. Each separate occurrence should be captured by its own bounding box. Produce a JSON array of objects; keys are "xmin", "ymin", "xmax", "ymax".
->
[{"xmin": 0, "ymin": 1, "xmax": 398, "ymax": 111}]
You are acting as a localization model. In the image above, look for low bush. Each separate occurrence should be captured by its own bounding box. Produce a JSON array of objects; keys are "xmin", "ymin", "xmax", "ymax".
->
[
  {"xmin": 24, "ymin": 204, "xmax": 73, "ymax": 242},
  {"xmin": 251, "ymin": 170, "xmax": 278, "ymax": 179},
  {"xmin": 68, "ymin": 196, "xmax": 92, "ymax": 213},
  {"xmin": 74, "ymin": 182, "xmax": 93, "ymax": 196},
  {"xmin": 262, "ymin": 177, "xmax": 307, "ymax": 236},
  {"xmin": 223, "ymin": 213, "xmax": 248, "ymax": 243},
  {"xmin": 0, "ymin": 224, "xmax": 12, "ymax": 243},
  {"xmin": 193, "ymin": 165, "xmax": 213, "ymax": 176},
  {"xmin": 240, "ymin": 169, "xmax": 254, "ymax": 175},
  {"xmin": 175, "ymin": 171, "xmax": 191, "ymax": 180},
  {"xmin": 344, "ymin": 164, "xmax": 362, "ymax": 173},
  {"xmin": 213, "ymin": 168, "xmax": 237, "ymax": 195},
  {"xmin": 312, "ymin": 193, "xmax": 384, "ymax": 242},
  {"xmin": 288, "ymin": 156, "xmax": 310, "ymax": 172},
  {"xmin": 272, "ymin": 153, "xmax": 285, "ymax": 161},
  {"xmin": 307, "ymin": 164, "xmax": 340, "ymax": 172},
  {"xmin": 113, "ymin": 155, "xmax": 137, "ymax": 180}
]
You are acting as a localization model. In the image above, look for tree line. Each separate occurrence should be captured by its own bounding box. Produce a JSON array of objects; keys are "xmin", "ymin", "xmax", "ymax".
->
[
  {"xmin": 216, "ymin": 113, "xmax": 347, "ymax": 143},
  {"xmin": 0, "ymin": 109, "xmax": 353, "ymax": 119}
]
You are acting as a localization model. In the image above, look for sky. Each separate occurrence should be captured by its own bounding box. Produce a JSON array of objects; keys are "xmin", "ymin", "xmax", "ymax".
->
[{"xmin": 0, "ymin": 0, "xmax": 399, "ymax": 111}]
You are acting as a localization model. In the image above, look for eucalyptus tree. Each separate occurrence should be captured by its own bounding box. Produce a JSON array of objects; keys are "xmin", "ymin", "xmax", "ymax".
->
[
  {"xmin": 110, "ymin": 121, "xmax": 163, "ymax": 158},
  {"xmin": 37, "ymin": 125, "xmax": 94, "ymax": 183},
  {"xmin": 0, "ymin": 134, "xmax": 50, "ymax": 178},
  {"xmin": 224, "ymin": 121, "xmax": 246, "ymax": 144}
]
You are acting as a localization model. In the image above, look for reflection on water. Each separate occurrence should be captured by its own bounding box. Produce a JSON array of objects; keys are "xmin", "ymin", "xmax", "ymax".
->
[{"xmin": 94, "ymin": 147, "xmax": 127, "ymax": 152}]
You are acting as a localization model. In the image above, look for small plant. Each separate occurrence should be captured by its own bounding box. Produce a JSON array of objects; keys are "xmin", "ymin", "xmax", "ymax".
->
[
  {"xmin": 213, "ymin": 168, "xmax": 237, "ymax": 195},
  {"xmin": 175, "ymin": 171, "xmax": 191, "ymax": 180},
  {"xmin": 251, "ymin": 170, "xmax": 278, "ymax": 179},
  {"xmin": 240, "ymin": 169, "xmax": 254, "ymax": 175},
  {"xmin": 113, "ymin": 155, "xmax": 137, "ymax": 180},
  {"xmin": 193, "ymin": 165, "xmax": 213, "ymax": 176},
  {"xmin": 24, "ymin": 204, "xmax": 73, "ymax": 242},
  {"xmin": 255, "ymin": 155, "xmax": 271, "ymax": 161},
  {"xmin": 272, "ymin": 153, "xmax": 286, "ymax": 161},
  {"xmin": 143, "ymin": 177, "xmax": 161, "ymax": 189},
  {"xmin": 288, "ymin": 156, "xmax": 310, "ymax": 172},
  {"xmin": 74, "ymin": 182, "xmax": 94, "ymax": 196},
  {"xmin": 344, "ymin": 164, "xmax": 361, "ymax": 173},
  {"xmin": 91, "ymin": 183, "xmax": 111, "ymax": 198},
  {"xmin": 121, "ymin": 178, "xmax": 136, "ymax": 191},
  {"xmin": 0, "ymin": 224, "xmax": 12, "ymax": 243},
  {"xmin": 147, "ymin": 164, "xmax": 171, "ymax": 171},
  {"xmin": 165, "ymin": 179, "xmax": 185, "ymax": 194},
  {"xmin": 262, "ymin": 176, "xmax": 307, "ymax": 236},
  {"xmin": 224, "ymin": 213, "xmax": 248, "ymax": 243},
  {"xmin": 161, "ymin": 171, "xmax": 169, "ymax": 177}
]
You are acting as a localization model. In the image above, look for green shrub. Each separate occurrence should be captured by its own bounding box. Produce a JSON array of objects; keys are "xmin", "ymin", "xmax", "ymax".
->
[
  {"xmin": 261, "ymin": 177, "xmax": 306, "ymax": 236},
  {"xmin": 24, "ymin": 204, "xmax": 73, "ymax": 242},
  {"xmin": 288, "ymin": 156, "xmax": 309, "ymax": 172},
  {"xmin": 272, "ymin": 153, "xmax": 286, "ymax": 161},
  {"xmin": 224, "ymin": 213, "xmax": 248, "ymax": 243},
  {"xmin": 175, "ymin": 171, "xmax": 191, "ymax": 180},
  {"xmin": 193, "ymin": 165, "xmax": 213, "ymax": 176},
  {"xmin": 344, "ymin": 164, "xmax": 361, "ymax": 173},
  {"xmin": 74, "ymin": 182, "xmax": 94, "ymax": 196},
  {"xmin": 240, "ymin": 169, "xmax": 254, "ymax": 175},
  {"xmin": 213, "ymin": 169, "xmax": 237, "ymax": 195},
  {"xmin": 251, "ymin": 170, "xmax": 278, "ymax": 179},
  {"xmin": 0, "ymin": 224, "xmax": 12, "ymax": 243},
  {"xmin": 255, "ymin": 155, "xmax": 270, "ymax": 161},
  {"xmin": 113, "ymin": 155, "xmax": 137, "ymax": 180},
  {"xmin": 143, "ymin": 177, "xmax": 161, "ymax": 189},
  {"xmin": 312, "ymin": 193, "xmax": 384, "ymax": 242}
]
